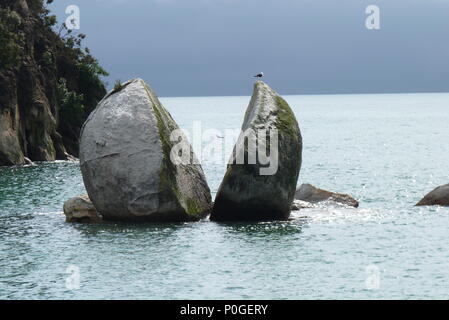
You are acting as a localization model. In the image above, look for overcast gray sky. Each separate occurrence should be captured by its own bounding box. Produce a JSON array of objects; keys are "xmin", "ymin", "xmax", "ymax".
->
[{"xmin": 49, "ymin": 0, "xmax": 449, "ymax": 97}]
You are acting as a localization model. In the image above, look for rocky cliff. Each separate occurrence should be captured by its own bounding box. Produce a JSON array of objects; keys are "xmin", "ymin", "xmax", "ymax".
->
[{"xmin": 0, "ymin": 0, "xmax": 107, "ymax": 166}]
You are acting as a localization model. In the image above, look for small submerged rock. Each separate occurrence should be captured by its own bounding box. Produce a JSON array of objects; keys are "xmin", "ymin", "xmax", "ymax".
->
[
  {"xmin": 211, "ymin": 81, "xmax": 302, "ymax": 221},
  {"xmin": 416, "ymin": 184, "xmax": 449, "ymax": 206},
  {"xmin": 79, "ymin": 79, "xmax": 212, "ymax": 222},
  {"xmin": 63, "ymin": 195, "xmax": 103, "ymax": 223},
  {"xmin": 295, "ymin": 184, "xmax": 359, "ymax": 208}
]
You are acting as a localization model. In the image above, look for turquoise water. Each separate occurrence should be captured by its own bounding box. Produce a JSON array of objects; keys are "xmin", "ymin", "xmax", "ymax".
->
[{"xmin": 1, "ymin": 93, "xmax": 449, "ymax": 299}]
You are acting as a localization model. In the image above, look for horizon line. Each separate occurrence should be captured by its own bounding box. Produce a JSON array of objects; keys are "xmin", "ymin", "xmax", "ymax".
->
[{"xmin": 157, "ymin": 89, "xmax": 449, "ymax": 99}]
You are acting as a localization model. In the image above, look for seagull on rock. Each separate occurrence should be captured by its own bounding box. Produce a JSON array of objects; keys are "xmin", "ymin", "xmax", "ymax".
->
[{"xmin": 253, "ymin": 72, "xmax": 264, "ymax": 79}]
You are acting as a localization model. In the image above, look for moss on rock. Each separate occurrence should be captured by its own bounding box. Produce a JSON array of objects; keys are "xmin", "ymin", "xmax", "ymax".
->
[
  {"xmin": 143, "ymin": 82, "xmax": 211, "ymax": 218},
  {"xmin": 80, "ymin": 79, "xmax": 211, "ymax": 222},
  {"xmin": 211, "ymin": 81, "xmax": 302, "ymax": 221}
]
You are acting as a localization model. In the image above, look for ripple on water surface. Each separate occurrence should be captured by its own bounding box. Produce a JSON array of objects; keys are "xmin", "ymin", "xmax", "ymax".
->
[{"xmin": 1, "ymin": 93, "xmax": 449, "ymax": 299}]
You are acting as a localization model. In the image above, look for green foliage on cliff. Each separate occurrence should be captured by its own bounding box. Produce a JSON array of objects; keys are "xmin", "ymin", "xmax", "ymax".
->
[
  {"xmin": 54, "ymin": 24, "xmax": 109, "ymax": 147},
  {"xmin": 0, "ymin": 0, "xmax": 108, "ymax": 158},
  {"xmin": 0, "ymin": 8, "xmax": 25, "ymax": 69},
  {"xmin": 57, "ymin": 78, "xmax": 85, "ymax": 133}
]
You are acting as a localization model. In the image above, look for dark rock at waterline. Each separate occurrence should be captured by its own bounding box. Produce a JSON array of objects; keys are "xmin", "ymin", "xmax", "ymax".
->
[
  {"xmin": 295, "ymin": 184, "xmax": 359, "ymax": 208},
  {"xmin": 79, "ymin": 79, "xmax": 212, "ymax": 222},
  {"xmin": 63, "ymin": 195, "xmax": 103, "ymax": 223},
  {"xmin": 210, "ymin": 81, "xmax": 302, "ymax": 221},
  {"xmin": 416, "ymin": 184, "xmax": 449, "ymax": 206}
]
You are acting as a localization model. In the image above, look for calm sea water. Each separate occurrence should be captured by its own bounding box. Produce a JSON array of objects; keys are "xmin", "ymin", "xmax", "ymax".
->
[{"xmin": 1, "ymin": 92, "xmax": 449, "ymax": 299}]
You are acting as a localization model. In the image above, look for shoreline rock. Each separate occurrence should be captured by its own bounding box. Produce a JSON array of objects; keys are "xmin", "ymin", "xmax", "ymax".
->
[
  {"xmin": 295, "ymin": 184, "xmax": 359, "ymax": 208},
  {"xmin": 210, "ymin": 81, "xmax": 302, "ymax": 221},
  {"xmin": 63, "ymin": 195, "xmax": 103, "ymax": 223},
  {"xmin": 416, "ymin": 184, "xmax": 449, "ymax": 206},
  {"xmin": 79, "ymin": 79, "xmax": 212, "ymax": 222}
]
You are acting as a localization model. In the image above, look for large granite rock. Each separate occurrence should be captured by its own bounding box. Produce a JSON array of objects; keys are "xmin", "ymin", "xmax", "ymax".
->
[
  {"xmin": 63, "ymin": 195, "xmax": 103, "ymax": 223},
  {"xmin": 210, "ymin": 81, "xmax": 302, "ymax": 221},
  {"xmin": 416, "ymin": 184, "xmax": 449, "ymax": 206},
  {"xmin": 79, "ymin": 79, "xmax": 212, "ymax": 222},
  {"xmin": 295, "ymin": 184, "xmax": 359, "ymax": 208}
]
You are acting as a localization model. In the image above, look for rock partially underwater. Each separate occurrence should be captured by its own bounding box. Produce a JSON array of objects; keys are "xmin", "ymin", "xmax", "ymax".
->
[
  {"xmin": 210, "ymin": 81, "xmax": 302, "ymax": 221},
  {"xmin": 294, "ymin": 184, "xmax": 359, "ymax": 208},
  {"xmin": 416, "ymin": 184, "xmax": 449, "ymax": 207},
  {"xmin": 79, "ymin": 79, "xmax": 212, "ymax": 222},
  {"xmin": 63, "ymin": 195, "xmax": 102, "ymax": 223}
]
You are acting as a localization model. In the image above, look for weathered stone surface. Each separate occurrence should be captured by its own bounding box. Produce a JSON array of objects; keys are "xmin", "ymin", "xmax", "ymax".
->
[
  {"xmin": 63, "ymin": 195, "xmax": 103, "ymax": 223},
  {"xmin": 0, "ymin": 104, "xmax": 24, "ymax": 165},
  {"xmin": 0, "ymin": 63, "xmax": 63, "ymax": 166},
  {"xmin": 210, "ymin": 81, "xmax": 302, "ymax": 221},
  {"xmin": 79, "ymin": 79, "xmax": 212, "ymax": 222},
  {"xmin": 0, "ymin": 55, "xmax": 62, "ymax": 166},
  {"xmin": 295, "ymin": 184, "xmax": 359, "ymax": 208},
  {"xmin": 416, "ymin": 184, "xmax": 449, "ymax": 206}
]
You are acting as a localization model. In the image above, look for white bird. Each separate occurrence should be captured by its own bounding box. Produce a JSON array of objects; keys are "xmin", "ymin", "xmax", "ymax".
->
[{"xmin": 253, "ymin": 72, "xmax": 264, "ymax": 79}]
